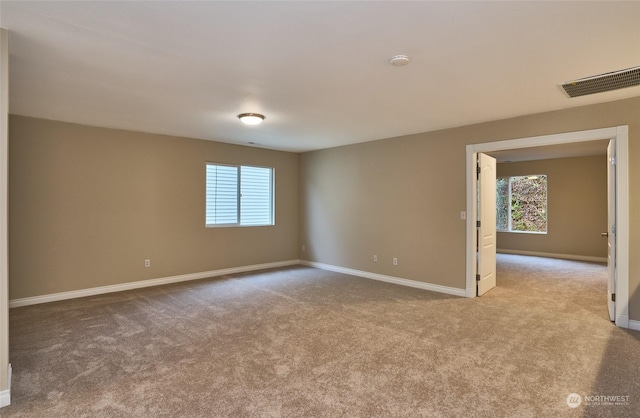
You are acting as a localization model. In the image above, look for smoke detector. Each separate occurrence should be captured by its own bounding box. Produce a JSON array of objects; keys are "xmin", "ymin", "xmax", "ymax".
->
[
  {"xmin": 561, "ymin": 66, "xmax": 640, "ymax": 98},
  {"xmin": 389, "ymin": 55, "xmax": 410, "ymax": 67}
]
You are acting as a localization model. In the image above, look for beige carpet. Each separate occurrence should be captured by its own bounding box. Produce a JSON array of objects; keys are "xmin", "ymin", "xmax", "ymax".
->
[{"xmin": 3, "ymin": 254, "xmax": 639, "ymax": 417}]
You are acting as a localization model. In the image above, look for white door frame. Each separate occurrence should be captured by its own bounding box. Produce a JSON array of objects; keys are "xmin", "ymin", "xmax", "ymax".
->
[
  {"xmin": 465, "ymin": 126, "xmax": 629, "ymax": 329},
  {"xmin": 0, "ymin": 28, "xmax": 10, "ymax": 408},
  {"xmin": 606, "ymin": 140, "xmax": 617, "ymax": 321}
]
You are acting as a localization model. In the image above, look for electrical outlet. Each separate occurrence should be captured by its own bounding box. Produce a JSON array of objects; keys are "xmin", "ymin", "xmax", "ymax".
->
[
  {"xmin": 460, "ymin": 211, "xmax": 466, "ymax": 220},
  {"xmin": 144, "ymin": 259, "xmax": 151, "ymax": 268},
  {"xmin": 373, "ymin": 255, "xmax": 378, "ymax": 262},
  {"xmin": 393, "ymin": 257, "xmax": 398, "ymax": 266}
]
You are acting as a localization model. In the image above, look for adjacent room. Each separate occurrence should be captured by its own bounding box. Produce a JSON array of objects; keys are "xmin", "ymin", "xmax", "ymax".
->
[
  {"xmin": 1, "ymin": 1, "xmax": 639, "ymax": 416},
  {"xmin": 492, "ymin": 146, "xmax": 611, "ymax": 307}
]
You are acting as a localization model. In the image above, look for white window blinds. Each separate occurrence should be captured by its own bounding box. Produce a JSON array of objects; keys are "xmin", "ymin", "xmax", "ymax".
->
[
  {"xmin": 240, "ymin": 166, "xmax": 273, "ymax": 226},
  {"xmin": 206, "ymin": 163, "xmax": 274, "ymax": 227}
]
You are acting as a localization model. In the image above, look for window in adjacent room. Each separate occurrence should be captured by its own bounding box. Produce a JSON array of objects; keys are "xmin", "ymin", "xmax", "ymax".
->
[
  {"xmin": 497, "ymin": 175, "xmax": 547, "ymax": 233},
  {"xmin": 206, "ymin": 163, "xmax": 274, "ymax": 227}
]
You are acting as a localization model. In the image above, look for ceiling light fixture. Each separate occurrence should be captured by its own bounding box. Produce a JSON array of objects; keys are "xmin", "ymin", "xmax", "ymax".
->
[
  {"xmin": 389, "ymin": 55, "xmax": 410, "ymax": 66},
  {"xmin": 238, "ymin": 113, "xmax": 265, "ymax": 125}
]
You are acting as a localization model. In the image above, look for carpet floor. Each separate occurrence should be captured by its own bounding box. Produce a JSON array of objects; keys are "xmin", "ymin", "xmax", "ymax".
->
[{"xmin": 2, "ymin": 254, "xmax": 639, "ymax": 417}]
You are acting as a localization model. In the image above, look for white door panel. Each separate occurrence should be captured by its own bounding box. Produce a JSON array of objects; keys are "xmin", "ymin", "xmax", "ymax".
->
[{"xmin": 477, "ymin": 153, "xmax": 497, "ymax": 296}]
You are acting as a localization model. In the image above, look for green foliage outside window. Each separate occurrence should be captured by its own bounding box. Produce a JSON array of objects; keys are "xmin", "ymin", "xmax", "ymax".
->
[
  {"xmin": 497, "ymin": 178, "xmax": 509, "ymax": 231},
  {"xmin": 497, "ymin": 175, "xmax": 547, "ymax": 233}
]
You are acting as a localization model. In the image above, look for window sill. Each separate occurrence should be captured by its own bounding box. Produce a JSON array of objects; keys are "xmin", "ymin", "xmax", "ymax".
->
[
  {"xmin": 206, "ymin": 224, "xmax": 275, "ymax": 228},
  {"xmin": 497, "ymin": 230, "xmax": 547, "ymax": 235}
]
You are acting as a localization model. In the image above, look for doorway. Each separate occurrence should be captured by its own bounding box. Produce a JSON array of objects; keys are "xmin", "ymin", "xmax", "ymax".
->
[{"xmin": 465, "ymin": 126, "xmax": 629, "ymax": 328}]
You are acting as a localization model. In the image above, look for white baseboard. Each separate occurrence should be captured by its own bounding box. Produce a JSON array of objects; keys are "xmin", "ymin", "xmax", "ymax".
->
[
  {"xmin": 9, "ymin": 260, "xmax": 301, "ymax": 308},
  {"xmin": 628, "ymin": 320, "xmax": 640, "ymax": 331},
  {"xmin": 616, "ymin": 314, "xmax": 630, "ymax": 329},
  {"xmin": 0, "ymin": 389, "xmax": 9, "ymax": 408},
  {"xmin": 1, "ymin": 363, "xmax": 10, "ymax": 408},
  {"xmin": 301, "ymin": 261, "xmax": 466, "ymax": 297},
  {"xmin": 497, "ymin": 249, "xmax": 607, "ymax": 263}
]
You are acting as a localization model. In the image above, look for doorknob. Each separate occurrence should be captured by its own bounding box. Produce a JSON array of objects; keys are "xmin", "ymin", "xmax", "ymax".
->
[{"xmin": 601, "ymin": 232, "xmax": 609, "ymax": 237}]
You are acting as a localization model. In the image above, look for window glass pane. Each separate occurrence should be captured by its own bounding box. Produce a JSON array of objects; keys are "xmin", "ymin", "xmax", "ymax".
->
[
  {"xmin": 240, "ymin": 166, "xmax": 273, "ymax": 226},
  {"xmin": 496, "ymin": 174, "xmax": 547, "ymax": 233},
  {"xmin": 206, "ymin": 163, "xmax": 274, "ymax": 227},
  {"xmin": 206, "ymin": 164, "xmax": 238, "ymax": 225},
  {"xmin": 496, "ymin": 178, "xmax": 509, "ymax": 231},
  {"xmin": 509, "ymin": 175, "xmax": 547, "ymax": 232}
]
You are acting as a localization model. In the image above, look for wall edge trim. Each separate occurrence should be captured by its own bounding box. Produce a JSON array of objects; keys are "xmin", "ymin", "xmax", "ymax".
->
[
  {"xmin": 9, "ymin": 260, "xmax": 301, "ymax": 308},
  {"xmin": 301, "ymin": 260, "xmax": 466, "ymax": 297},
  {"xmin": 497, "ymin": 249, "xmax": 607, "ymax": 263}
]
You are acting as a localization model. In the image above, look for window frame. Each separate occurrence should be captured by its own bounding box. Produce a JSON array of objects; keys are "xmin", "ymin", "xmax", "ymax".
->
[
  {"xmin": 496, "ymin": 174, "xmax": 547, "ymax": 235},
  {"xmin": 205, "ymin": 162, "xmax": 275, "ymax": 228}
]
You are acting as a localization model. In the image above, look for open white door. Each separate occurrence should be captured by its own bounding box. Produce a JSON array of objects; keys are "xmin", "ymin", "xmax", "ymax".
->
[
  {"xmin": 477, "ymin": 153, "xmax": 497, "ymax": 296},
  {"xmin": 606, "ymin": 140, "xmax": 616, "ymax": 321}
]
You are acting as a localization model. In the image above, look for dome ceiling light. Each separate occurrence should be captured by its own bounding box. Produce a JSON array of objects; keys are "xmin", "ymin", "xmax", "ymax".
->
[{"xmin": 238, "ymin": 113, "xmax": 265, "ymax": 125}]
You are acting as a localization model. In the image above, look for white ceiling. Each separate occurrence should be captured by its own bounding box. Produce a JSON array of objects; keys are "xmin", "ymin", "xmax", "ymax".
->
[{"xmin": 1, "ymin": 1, "xmax": 639, "ymax": 153}]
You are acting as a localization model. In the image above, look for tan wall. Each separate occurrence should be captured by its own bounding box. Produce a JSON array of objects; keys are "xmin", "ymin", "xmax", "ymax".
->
[
  {"xmin": 300, "ymin": 96, "xmax": 640, "ymax": 321},
  {"xmin": 9, "ymin": 116, "xmax": 300, "ymax": 300},
  {"xmin": 496, "ymin": 156, "xmax": 608, "ymax": 259}
]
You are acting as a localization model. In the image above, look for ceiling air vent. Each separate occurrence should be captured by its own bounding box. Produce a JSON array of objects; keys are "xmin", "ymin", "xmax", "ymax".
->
[{"xmin": 561, "ymin": 66, "xmax": 640, "ymax": 98}]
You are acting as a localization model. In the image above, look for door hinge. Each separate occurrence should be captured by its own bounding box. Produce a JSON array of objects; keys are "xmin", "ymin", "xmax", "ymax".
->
[
  {"xmin": 610, "ymin": 156, "xmax": 616, "ymax": 166},
  {"xmin": 611, "ymin": 293, "xmax": 616, "ymax": 302},
  {"xmin": 612, "ymin": 224, "xmax": 616, "ymax": 235},
  {"xmin": 476, "ymin": 164, "xmax": 481, "ymax": 178},
  {"xmin": 476, "ymin": 220, "xmax": 481, "ymax": 228},
  {"xmin": 476, "ymin": 274, "xmax": 481, "ymax": 282}
]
